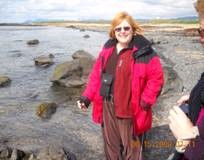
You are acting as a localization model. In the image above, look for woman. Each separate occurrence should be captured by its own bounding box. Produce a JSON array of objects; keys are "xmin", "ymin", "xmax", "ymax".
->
[
  {"xmin": 77, "ymin": 11, "xmax": 164, "ymax": 160},
  {"xmin": 168, "ymin": 72, "xmax": 204, "ymax": 160}
]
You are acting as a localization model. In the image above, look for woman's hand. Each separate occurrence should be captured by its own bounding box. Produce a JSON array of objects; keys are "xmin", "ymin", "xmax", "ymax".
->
[
  {"xmin": 177, "ymin": 94, "xmax": 190, "ymax": 105},
  {"xmin": 168, "ymin": 106, "xmax": 195, "ymax": 140},
  {"xmin": 77, "ymin": 100, "xmax": 88, "ymax": 112},
  {"xmin": 77, "ymin": 96, "xmax": 90, "ymax": 112}
]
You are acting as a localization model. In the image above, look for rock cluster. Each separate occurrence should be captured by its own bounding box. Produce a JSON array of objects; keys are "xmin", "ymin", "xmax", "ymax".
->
[
  {"xmin": 0, "ymin": 146, "xmax": 76, "ymax": 160},
  {"xmin": 50, "ymin": 50, "xmax": 95, "ymax": 88}
]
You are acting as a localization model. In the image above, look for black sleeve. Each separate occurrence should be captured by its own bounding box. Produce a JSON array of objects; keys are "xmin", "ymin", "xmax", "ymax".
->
[{"xmin": 197, "ymin": 116, "xmax": 204, "ymax": 140}]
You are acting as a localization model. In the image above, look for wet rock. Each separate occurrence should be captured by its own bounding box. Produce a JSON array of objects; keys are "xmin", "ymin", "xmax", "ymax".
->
[
  {"xmin": 36, "ymin": 102, "xmax": 57, "ymax": 119},
  {"xmin": 0, "ymin": 75, "xmax": 11, "ymax": 87},
  {"xmin": 27, "ymin": 39, "xmax": 39, "ymax": 45},
  {"xmin": 72, "ymin": 50, "xmax": 94, "ymax": 60},
  {"xmin": 34, "ymin": 54, "xmax": 54, "ymax": 67},
  {"xmin": 83, "ymin": 34, "xmax": 90, "ymax": 38}
]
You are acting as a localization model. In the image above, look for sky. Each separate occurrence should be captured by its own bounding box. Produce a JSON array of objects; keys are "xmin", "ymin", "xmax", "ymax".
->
[{"xmin": 0, "ymin": 0, "xmax": 198, "ymax": 23}]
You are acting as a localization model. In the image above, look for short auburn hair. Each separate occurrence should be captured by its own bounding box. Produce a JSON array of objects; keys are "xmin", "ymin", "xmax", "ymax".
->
[{"xmin": 109, "ymin": 11, "xmax": 143, "ymax": 38}]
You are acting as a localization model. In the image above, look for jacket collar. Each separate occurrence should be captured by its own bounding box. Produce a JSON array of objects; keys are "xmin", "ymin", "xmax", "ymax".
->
[{"xmin": 103, "ymin": 35, "xmax": 152, "ymax": 58}]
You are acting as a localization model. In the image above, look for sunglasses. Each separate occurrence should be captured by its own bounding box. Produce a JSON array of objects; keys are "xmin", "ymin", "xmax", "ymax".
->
[{"xmin": 114, "ymin": 26, "xmax": 131, "ymax": 32}]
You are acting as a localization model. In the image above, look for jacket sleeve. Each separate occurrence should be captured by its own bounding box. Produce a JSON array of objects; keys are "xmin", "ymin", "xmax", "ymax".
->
[
  {"xmin": 82, "ymin": 51, "xmax": 103, "ymax": 101},
  {"xmin": 198, "ymin": 116, "xmax": 204, "ymax": 140},
  {"xmin": 141, "ymin": 56, "xmax": 164, "ymax": 106}
]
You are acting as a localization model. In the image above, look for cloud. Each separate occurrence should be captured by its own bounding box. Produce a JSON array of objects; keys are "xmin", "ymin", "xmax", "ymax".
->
[{"xmin": 0, "ymin": 0, "xmax": 198, "ymax": 23}]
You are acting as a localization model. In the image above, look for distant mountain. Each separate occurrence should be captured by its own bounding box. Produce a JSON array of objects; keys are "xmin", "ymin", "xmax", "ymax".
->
[
  {"xmin": 20, "ymin": 16, "xmax": 198, "ymax": 25},
  {"xmin": 175, "ymin": 16, "xmax": 198, "ymax": 20}
]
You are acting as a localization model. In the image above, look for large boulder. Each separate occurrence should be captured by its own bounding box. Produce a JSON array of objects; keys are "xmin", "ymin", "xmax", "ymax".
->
[
  {"xmin": 0, "ymin": 75, "xmax": 11, "ymax": 87},
  {"xmin": 50, "ymin": 61, "xmax": 82, "ymax": 82},
  {"xmin": 50, "ymin": 50, "xmax": 95, "ymax": 88},
  {"xmin": 72, "ymin": 50, "xmax": 94, "ymax": 60}
]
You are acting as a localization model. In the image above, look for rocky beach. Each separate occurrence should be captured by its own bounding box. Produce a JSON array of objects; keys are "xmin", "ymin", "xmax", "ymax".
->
[{"xmin": 0, "ymin": 22, "xmax": 203, "ymax": 160}]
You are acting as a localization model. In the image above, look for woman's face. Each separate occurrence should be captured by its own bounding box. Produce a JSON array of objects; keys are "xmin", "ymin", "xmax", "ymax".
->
[{"xmin": 114, "ymin": 19, "xmax": 133, "ymax": 46}]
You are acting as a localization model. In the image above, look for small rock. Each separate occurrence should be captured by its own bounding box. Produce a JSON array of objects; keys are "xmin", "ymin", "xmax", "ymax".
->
[
  {"xmin": 36, "ymin": 102, "xmax": 57, "ymax": 119},
  {"xmin": 27, "ymin": 39, "xmax": 39, "ymax": 45},
  {"xmin": 34, "ymin": 54, "xmax": 54, "ymax": 67},
  {"xmin": 0, "ymin": 75, "xmax": 11, "ymax": 87},
  {"xmin": 83, "ymin": 34, "xmax": 90, "ymax": 38}
]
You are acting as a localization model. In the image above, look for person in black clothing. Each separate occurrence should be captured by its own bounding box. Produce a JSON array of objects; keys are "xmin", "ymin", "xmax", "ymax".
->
[{"xmin": 168, "ymin": 72, "xmax": 204, "ymax": 160}]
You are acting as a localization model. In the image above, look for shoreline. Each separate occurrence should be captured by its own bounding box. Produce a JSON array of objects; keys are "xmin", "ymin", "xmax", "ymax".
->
[
  {"xmin": 34, "ymin": 21, "xmax": 199, "ymax": 31},
  {"xmin": 0, "ymin": 21, "xmax": 199, "ymax": 32}
]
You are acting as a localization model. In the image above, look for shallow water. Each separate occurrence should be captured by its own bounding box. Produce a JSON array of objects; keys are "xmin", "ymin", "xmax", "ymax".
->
[
  {"xmin": 0, "ymin": 26, "xmax": 108, "ymax": 158},
  {"xmin": 0, "ymin": 26, "xmax": 108, "ymax": 107}
]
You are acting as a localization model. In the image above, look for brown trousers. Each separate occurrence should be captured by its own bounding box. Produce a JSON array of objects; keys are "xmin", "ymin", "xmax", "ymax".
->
[{"xmin": 101, "ymin": 99, "xmax": 143, "ymax": 160}]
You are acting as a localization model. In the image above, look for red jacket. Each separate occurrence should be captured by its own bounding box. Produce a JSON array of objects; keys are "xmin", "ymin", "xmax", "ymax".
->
[{"xmin": 82, "ymin": 35, "xmax": 164, "ymax": 135}]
